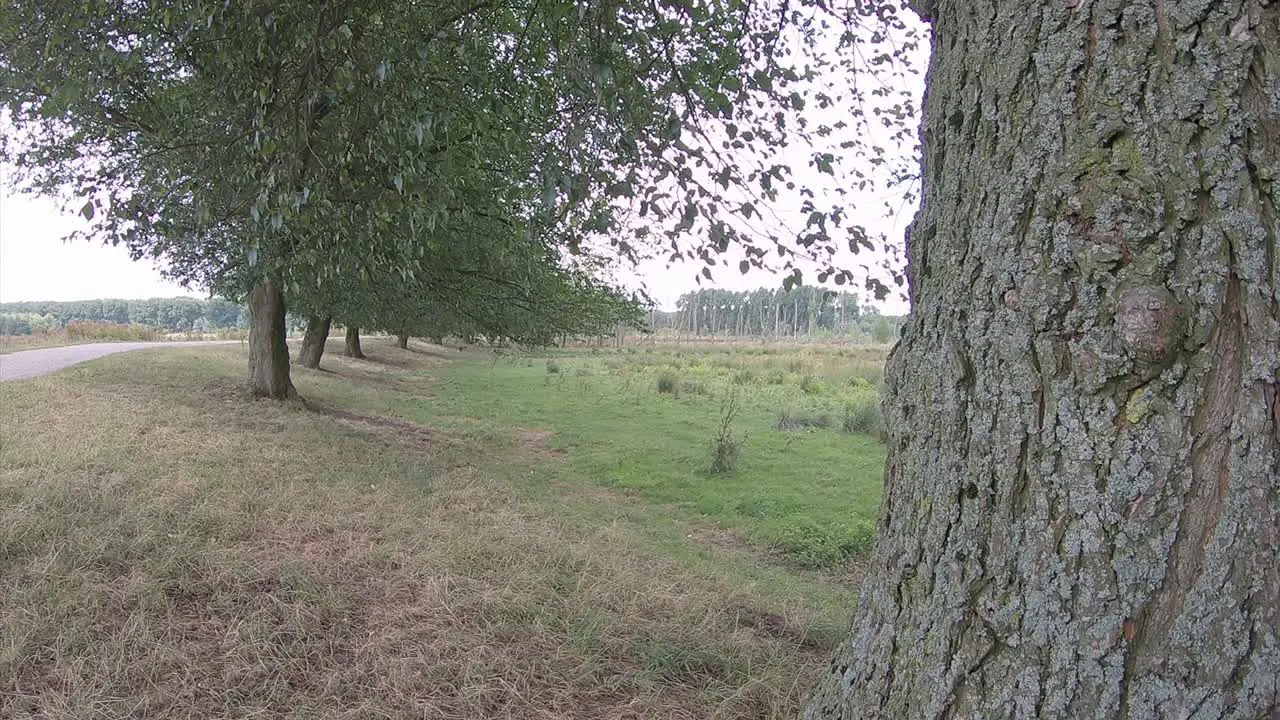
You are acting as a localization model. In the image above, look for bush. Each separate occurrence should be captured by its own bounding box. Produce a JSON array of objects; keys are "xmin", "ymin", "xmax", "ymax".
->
[
  {"xmin": 774, "ymin": 520, "xmax": 876, "ymax": 569},
  {"xmin": 766, "ymin": 370, "xmax": 786, "ymax": 385},
  {"xmin": 847, "ymin": 375, "xmax": 873, "ymax": 391},
  {"xmin": 799, "ymin": 374, "xmax": 823, "ymax": 395},
  {"xmin": 731, "ymin": 369, "xmax": 756, "ymax": 385},
  {"xmin": 65, "ymin": 320, "xmax": 163, "ymax": 342},
  {"xmin": 842, "ymin": 395, "xmax": 885, "ymax": 440},
  {"xmin": 708, "ymin": 391, "xmax": 746, "ymax": 475},
  {"xmin": 656, "ymin": 372, "xmax": 679, "ymax": 395},
  {"xmin": 680, "ymin": 379, "xmax": 710, "ymax": 396},
  {"xmin": 774, "ymin": 409, "xmax": 833, "ymax": 431},
  {"xmin": 0, "ymin": 312, "xmax": 57, "ymax": 336},
  {"xmin": 545, "ymin": 359, "xmax": 562, "ymax": 374}
]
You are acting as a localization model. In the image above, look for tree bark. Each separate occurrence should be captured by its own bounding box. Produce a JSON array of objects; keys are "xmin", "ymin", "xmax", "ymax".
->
[
  {"xmin": 297, "ymin": 314, "xmax": 331, "ymax": 369},
  {"xmin": 246, "ymin": 276, "xmax": 297, "ymax": 400},
  {"xmin": 807, "ymin": 1, "xmax": 1278, "ymax": 718},
  {"xmin": 396, "ymin": 331, "xmax": 409, "ymax": 349},
  {"xmin": 344, "ymin": 326, "xmax": 365, "ymax": 359}
]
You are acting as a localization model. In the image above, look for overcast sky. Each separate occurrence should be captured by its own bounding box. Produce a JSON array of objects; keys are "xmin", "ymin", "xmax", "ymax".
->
[{"xmin": 0, "ymin": 183, "xmax": 915, "ymax": 314}]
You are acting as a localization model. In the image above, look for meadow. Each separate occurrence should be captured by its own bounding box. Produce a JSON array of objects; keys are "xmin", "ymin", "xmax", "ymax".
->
[{"xmin": 0, "ymin": 338, "xmax": 890, "ymax": 718}]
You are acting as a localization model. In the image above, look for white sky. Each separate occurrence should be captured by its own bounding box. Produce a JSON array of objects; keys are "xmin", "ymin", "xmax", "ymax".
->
[
  {"xmin": 0, "ymin": 190, "xmax": 200, "ymax": 303},
  {"xmin": 0, "ymin": 185, "xmax": 913, "ymax": 313}
]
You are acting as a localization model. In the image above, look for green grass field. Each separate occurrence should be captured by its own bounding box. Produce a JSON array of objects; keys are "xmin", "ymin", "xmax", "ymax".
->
[{"xmin": 0, "ymin": 339, "xmax": 888, "ymax": 718}]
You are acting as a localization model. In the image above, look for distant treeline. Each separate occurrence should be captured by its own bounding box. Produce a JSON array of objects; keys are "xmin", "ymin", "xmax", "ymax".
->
[
  {"xmin": 648, "ymin": 287, "xmax": 905, "ymax": 343},
  {"xmin": 0, "ymin": 297, "xmax": 246, "ymax": 335}
]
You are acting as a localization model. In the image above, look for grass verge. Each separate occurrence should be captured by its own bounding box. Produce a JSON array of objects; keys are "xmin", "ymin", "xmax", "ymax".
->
[{"xmin": 0, "ymin": 342, "xmax": 865, "ymax": 718}]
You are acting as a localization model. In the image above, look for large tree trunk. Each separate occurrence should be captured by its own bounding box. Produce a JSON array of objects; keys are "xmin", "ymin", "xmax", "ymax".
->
[
  {"xmin": 344, "ymin": 326, "xmax": 365, "ymax": 359},
  {"xmin": 246, "ymin": 276, "xmax": 297, "ymax": 400},
  {"xmin": 396, "ymin": 331, "xmax": 409, "ymax": 349},
  {"xmin": 297, "ymin": 314, "xmax": 331, "ymax": 369},
  {"xmin": 807, "ymin": 1, "xmax": 1278, "ymax": 717}
]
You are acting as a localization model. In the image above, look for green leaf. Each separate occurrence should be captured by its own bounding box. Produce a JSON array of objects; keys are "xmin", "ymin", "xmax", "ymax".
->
[{"xmin": 606, "ymin": 181, "xmax": 634, "ymax": 198}]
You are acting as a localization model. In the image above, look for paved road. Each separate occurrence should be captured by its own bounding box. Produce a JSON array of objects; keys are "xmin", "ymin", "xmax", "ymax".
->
[{"xmin": 0, "ymin": 341, "xmax": 239, "ymax": 382}]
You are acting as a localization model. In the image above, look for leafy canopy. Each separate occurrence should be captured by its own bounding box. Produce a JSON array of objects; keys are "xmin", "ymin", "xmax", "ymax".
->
[{"xmin": 0, "ymin": 0, "xmax": 920, "ymax": 301}]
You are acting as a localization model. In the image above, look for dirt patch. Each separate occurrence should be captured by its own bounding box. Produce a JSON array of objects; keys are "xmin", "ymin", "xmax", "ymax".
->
[
  {"xmin": 199, "ymin": 377, "xmax": 255, "ymax": 404},
  {"xmin": 726, "ymin": 603, "xmax": 830, "ymax": 656},
  {"xmin": 686, "ymin": 525, "xmax": 868, "ymax": 589},
  {"xmin": 515, "ymin": 428, "xmax": 568, "ymax": 461},
  {"xmin": 318, "ymin": 361, "xmax": 433, "ymax": 394},
  {"xmin": 308, "ymin": 403, "xmax": 438, "ymax": 457},
  {"xmin": 402, "ymin": 342, "xmax": 466, "ymax": 361},
  {"xmin": 547, "ymin": 479, "xmax": 640, "ymax": 506}
]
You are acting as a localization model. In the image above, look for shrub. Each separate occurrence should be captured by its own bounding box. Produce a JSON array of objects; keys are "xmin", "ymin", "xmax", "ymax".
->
[
  {"xmin": 656, "ymin": 372, "xmax": 679, "ymax": 395},
  {"xmin": 774, "ymin": 520, "xmax": 876, "ymax": 569},
  {"xmin": 766, "ymin": 370, "xmax": 786, "ymax": 385},
  {"xmin": 708, "ymin": 391, "xmax": 746, "ymax": 475},
  {"xmin": 0, "ymin": 312, "xmax": 58, "ymax": 336},
  {"xmin": 774, "ymin": 409, "xmax": 833, "ymax": 431},
  {"xmin": 842, "ymin": 395, "xmax": 885, "ymax": 440},
  {"xmin": 731, "ymin": 369, "xmax": 756, "ymax": 385},
  {"xmin": 545, "ymin": 359, "xmax": 561, "ymax": 374},
  {"xmin": 847, "ymin": 376, "xmax": 873, "ymax": 391},
  {"xmin": 799, "ymin": 374, "xmax": 823, "ymax": 395},
  {"xmin": 680, "ymin": 379, "xmax": 710, "ymax": 396},
  {"xmin": 65, "ymin": 320, "xmax": 163, "ymax": 342}
]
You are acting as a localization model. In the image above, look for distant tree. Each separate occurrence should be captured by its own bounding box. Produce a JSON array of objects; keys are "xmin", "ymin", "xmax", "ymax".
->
[{"xmin": 870, "ymin": 316, "xmax": 893, "ymax": 344}]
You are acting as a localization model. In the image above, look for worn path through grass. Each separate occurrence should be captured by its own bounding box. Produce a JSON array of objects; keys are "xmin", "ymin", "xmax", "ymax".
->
[{"xmin": 0, "ymin": 341, "xmax": 883, "ymax": 719}]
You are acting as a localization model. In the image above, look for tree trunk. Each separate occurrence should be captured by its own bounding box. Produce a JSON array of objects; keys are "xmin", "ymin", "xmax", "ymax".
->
[
  {"xmin": 806, "ymin": 1, "xmax": 1278, "ymax": 718},
  {"xmin": 344, "ymin": 326, "xmax": 365, "ymax": 359},
  {"xmin": 396, "ymin": 331, "xmax": 409, "ymax": 349},
  {"xmin": 246, "ymin": 276, "xmax": 297, "ymax": 400},
  {"xmin": 297, "ymin": 314, "xmax": 331, "ymax": 369}
]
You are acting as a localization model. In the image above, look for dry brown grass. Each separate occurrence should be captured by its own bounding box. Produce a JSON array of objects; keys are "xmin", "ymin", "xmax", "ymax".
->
[
  {"xmin": 0, "ymin": 335, "xmax": 82, "ymax": 354},
  {"xmin": 0, "ymin": 346, "xmax": 844, "ymax": 719}
]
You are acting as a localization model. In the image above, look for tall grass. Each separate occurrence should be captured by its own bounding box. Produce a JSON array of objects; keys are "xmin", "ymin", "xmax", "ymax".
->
[
  {"xmin": 65, "ymin": 320, "xmax": 164, "ymax": 341},
  {"xmin": 842, "ymin": 395, "xmax": 885, "ymax": 440}
]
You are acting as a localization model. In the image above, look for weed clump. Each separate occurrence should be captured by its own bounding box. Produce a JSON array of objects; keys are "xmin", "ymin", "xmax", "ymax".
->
[
  {"xmin": 842, "ymin": 395, "xmax": 885, "ymax": 440},
  {"xmin": 66, "ymin": 320, "xmax": 164, "ymax": 342},
  {"xmin": 708, "ymin": 391, "xmax": 746, "ymax": 475},
  {"xmin": 680, "ymin": 379, "xmax": 710, "ymax": 397},
  {"xmin": 731, "ymin": 369, "xmax": 756, "ymax": 385},
  {"xmin": 656, "ymin": 372, "xmax": 679, "ymax": 395},
  {"xmin": 774, "ymin": 410, "xmax": 833, "ymax": 431},
  {"xmin": 774, "ymin": 520, "xmax": 876, "ymax": 569},
  {"xmin": 546, "ymin": 359, "xmax": 562, "ymax": 374},
  {"xmin": 799, "ymin": 375, "xmax": 823, "ymax": 395}
]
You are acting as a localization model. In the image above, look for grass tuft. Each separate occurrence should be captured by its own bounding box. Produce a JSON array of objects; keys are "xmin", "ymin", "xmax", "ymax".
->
[
  {"xmin": 842, "ymin": 395, "xmax": 886, "ymax": 439},
  {"xmin": 798, "ymin": 374, "xmax": 823, "ymax": 395},
  {"xmin": 774, "ymin": 409, "xmax": 834, "ymax": 431},
  {"xmin": 656, "ymin": 371, "xmax": 679, "ymax": 395},
  {"xmin": 708, "ymin": 390, "xmax": 746, "ymax": 475}
]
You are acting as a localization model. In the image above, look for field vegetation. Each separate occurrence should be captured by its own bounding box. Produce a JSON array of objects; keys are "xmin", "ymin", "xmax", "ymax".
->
[{"xmin": 0, "ymin": 340, "xmax": 888, "ymax": 718}]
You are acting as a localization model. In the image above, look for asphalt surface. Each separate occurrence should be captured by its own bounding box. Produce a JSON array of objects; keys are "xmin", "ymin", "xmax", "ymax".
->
[{"xmin": 0, "ymin": 341, "xmax": 238, "ymax": 382}]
